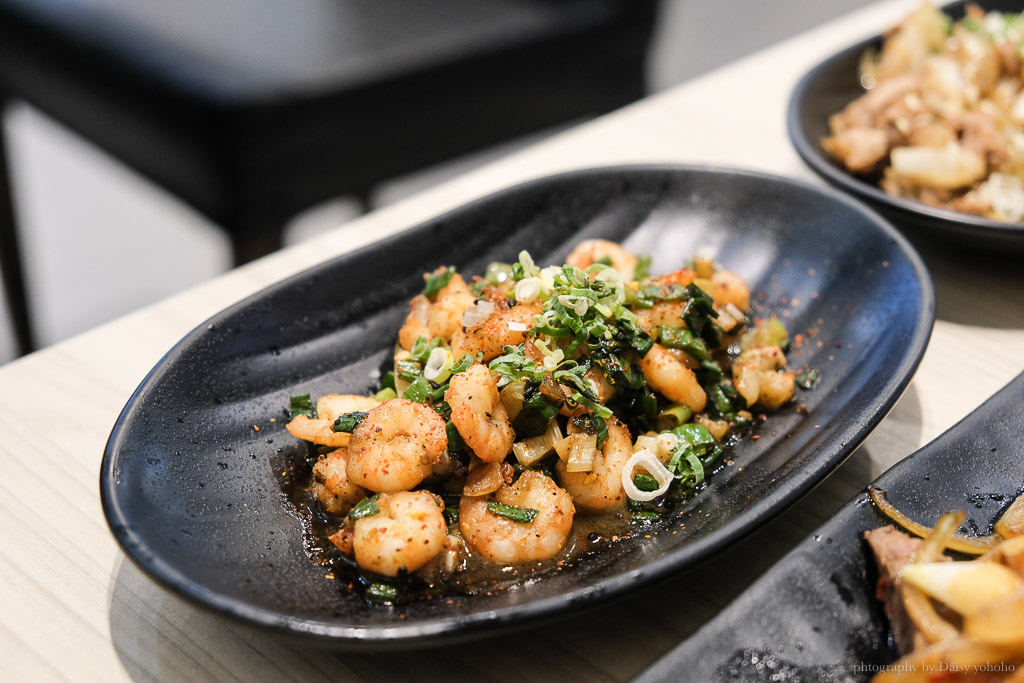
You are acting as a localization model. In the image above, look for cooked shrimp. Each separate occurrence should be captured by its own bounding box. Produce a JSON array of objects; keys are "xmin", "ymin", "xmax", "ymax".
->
[
  {"xmin": 459, "ymin": 471, "xmax": 574, "ymax": 563},
  {"xmin": 285, "ymin": 415, "xmax": 352, "ymax": 448},
  {"xmin": 347, "ymin": 399, "xmax": 448, "ymax": 492},
  {"xmin": 311, "ymin": 448, "xmax": 368, "ymax": 515},
  {"xmin": 732, "ymin": 345, "xmax": 794, "ymax": 409},
  {"xmin": 633, "ymin": 301, "xmax": 687, "ymax": 333},
  {"xmin": 556, "ymin": 418, "xmax": 632, "ymax": 512},
  {"xmin": 450, "ymin": 300, "xmax": 539, "ymax": 362},
  {"xmin": 565, "ymin": 239, "xmax": 639, "ymax": 281},
  {"xmin": 398, "ymin": 271, "xmax": 475, "ymax": 350},
  {"xmin": 352, "ymin": 490, "xmax": 446, "ymax": 576},
  {"xmin": 709, "ymin": 270, "xmax": 750, "ymax": 312},
  {"xmin": 640, "ymin": 343, "xmax": 707, "ymax": 412},
  {"xmin": 445, "ymin": 364, "xmax": 514, "ymax": 463}
]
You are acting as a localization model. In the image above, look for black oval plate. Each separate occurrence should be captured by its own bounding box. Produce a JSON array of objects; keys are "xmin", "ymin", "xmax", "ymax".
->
[
  {"xmin": 100, "ymin": 165, "xmax": 933, "ymax": 649},
  {"xmin": 787, "ymin": 0, "xmax": 1024, "ymax": 252},
  {"xmin": 635, "ymin": 371, "xmax": 1024, "ymax": 682}
]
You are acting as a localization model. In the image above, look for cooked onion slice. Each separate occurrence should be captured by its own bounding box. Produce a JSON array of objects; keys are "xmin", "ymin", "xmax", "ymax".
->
[
  {"xmin": 461, "ymin": 300, "xmax": 495, "ymax": 327},
  {"xmin": 869, "ymin": 487, "xmax": 1000, "ymax": 555},
  {"xmin": 622, "ymin": 449, "xmax": 672, "ymax": 502}
]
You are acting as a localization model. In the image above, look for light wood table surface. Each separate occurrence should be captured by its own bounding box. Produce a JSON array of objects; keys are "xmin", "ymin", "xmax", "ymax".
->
[{"xmin": 3, "ymin": 1, "xmax": 1023, "ymax": 680}]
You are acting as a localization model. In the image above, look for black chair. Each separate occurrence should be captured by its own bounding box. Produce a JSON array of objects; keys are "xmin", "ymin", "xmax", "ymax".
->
[{"xmin": 0, "ymin": 0, "xmax": 658, "ymax": 355}]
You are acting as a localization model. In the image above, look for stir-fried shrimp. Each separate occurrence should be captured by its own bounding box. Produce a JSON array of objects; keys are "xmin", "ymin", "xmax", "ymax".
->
[
  {"xmin": 450, "ymin": 300, "xmax": 539, "ymax": 362},
  {"xmin": 566, "ymin": 239, "xmax": 639, "ymax": 281},
  {"xmin": 445, "ymin": 364, "xmax": 514, "ymax": 463},
  {"xmin": 352, "ymin": 491, "xmax": 447, "ymax": 576},
  {"xmin": 557, "ymin": 419, "xmax": 632, "ymax": 512},
  {"xmin": 708, "ymin": 271, "xmax": 750, "ymax": 312},
  {"xmin": 311, "ymin": 448, "xmax": 368, "ymax": 515},
  {"xmin": 347, "ymin": 399, "xmax": 448, "ymax": 492},
  {"xmin": 732, "ymin": 345, "xmax": 794, "ymax": 409},
  {"xmin": 640, "ymin": 343, "xmax": 707, "ymax": 412},
  {"xmin": 459, "ymin": 471, "xmax": 575, "ymax": 563},
  {"xmin": 633, "ymin": 301, "xmax": 687, "ymax": 333},
  {"xmin": 398, "ymin": 271, "xmax": 475, "ymax": 350},
  {"xmin": 285, "ymin": 240, "xmax": 802, "ymax": 602}
]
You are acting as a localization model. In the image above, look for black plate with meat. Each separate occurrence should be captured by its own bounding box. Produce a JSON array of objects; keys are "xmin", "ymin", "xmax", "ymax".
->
[
  {"xmin": 100, "ymin": 165, "xmax": 932, "ymax": 648},
  {"xmin": 788, "ymin": 0, "xmax": 1024, "ymax": 252},
  {"xmin": 635, "ymin": 371, "xmax": 1024, "ymax": 681}
]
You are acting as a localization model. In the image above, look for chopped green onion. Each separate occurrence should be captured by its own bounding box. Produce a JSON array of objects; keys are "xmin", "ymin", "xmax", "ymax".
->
[
  {"xmin": 594, "ymin": 256, "xmax": 613, "ymax": 267},
  {"xmin": 656, "ymin": 404, "xmax": 693, "ymax": 431},
  {"xmin": 684, "ymin": 451, "xmax": 705, "ymax": 486},
  {"xmin": 290, "ymin": 394, "xmax": 316, "ymax": 418},
  {"xmin": 796, "ymin": 368, "xmax": 821, "ymax": 390},
  {"xmin": 402, "ymin": 377, "xmax": 433, "ymax": 404},
  {"xmin": 365, "ymin": 582, "xmax": 398, "ymax": 602},
  {"xmin": 422, "ymin": 347, "xmax": 454, "ymax": 383},
  {"xmin": 485, "ymin": 262, "xmax": 514, "ymax": 285},
  {"xmin": 633, "ymin": 254, "xmax": 652, "ymax": 282},
  {"xmin": 396, "ymin": 359, "xmax": 423, "ymax": 383},
  {"xmin": 380, "ymin": 370, "xmax": 396, "ymax": 392},
  {"xmin": 445, "ymin": 420, "xmax": 466, "ymax": 453},
  {"xmin": 631, "ymin": 510, "xmax": 660, "ymax": 522},
  {"xmin": 349, "ymin": 494, "xmax": 381, "ymax": 520},
  {"xmin": 333, "ymin": 411, "xmax": 368, "ymax": 433},
  {"xmin": 423, "ymin": 267, "xmax": 456, "ymax": 297},
  {"xmin": 374, "ymin": 387, "xmax": 398, "ymax": 401},
  {"xmin": 487, "ymin": 500, "xmax": 539, "ymax": 523},
  {"xmin": 659, "ymin": 325, "xmax": 709, "ymax": 361}
]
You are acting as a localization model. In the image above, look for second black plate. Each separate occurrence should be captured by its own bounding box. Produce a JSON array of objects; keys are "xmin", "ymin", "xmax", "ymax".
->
[
  {"xmin": 788, "ymin": 0, "xmax": 1024, "ymax": 252},
  {"xmin": 636, "ymin": 371, "xmax": 1024, "ymax": 681},
  {"xmin": 101, "ymin": 165, "xmax": 933, "ymax": 648}
]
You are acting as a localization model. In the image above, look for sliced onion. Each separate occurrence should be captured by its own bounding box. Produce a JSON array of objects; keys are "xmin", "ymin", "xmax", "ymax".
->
[
  {"xmin": 512, "ymin": 420, "xmax": 563, "ymax": 466},
  {"xmin": 633, "ymin": 434, "xmax": 659, "ymax": 455},
  {"xmin": 507, "ymin": 321, "xmax": 529, "ymax": 332},
  {"xmin": 461, "ymin": 300, "xmax": 495, "ymax": 328},
  {"xmin": 622, "ymin": 449, "xmax": 673, "ymax": 501},
  {"xmin": 565, "ymin": 433, "xmax": 597, "ymax": 473},
  {"xmin": 500, "ymin": 381, "xmax": 526, "ymax": 420},
  {"xmin": 869, "ymin": 487, "xmax": 1000, "ymax": 555}
]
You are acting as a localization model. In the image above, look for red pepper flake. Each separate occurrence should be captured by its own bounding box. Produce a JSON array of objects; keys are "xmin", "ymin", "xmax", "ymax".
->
[
  {"xmin": 253, "ymin": 425, "xmax": 260, "ymax": 431},
  {"xmin": 752, "ymin": 435, "xmax": 760, "ymax": 440}
]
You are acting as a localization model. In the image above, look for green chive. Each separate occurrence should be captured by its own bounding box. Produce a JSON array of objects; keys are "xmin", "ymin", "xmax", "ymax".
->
[
  {"xmin": 402, "ymin": 377, "xmax": 433, "ymax": 404},
  {"xmin": 332, "ymin": 411, "xmax": 368, "ymax": 433},
  {"xmin": 656, "ymin": 404, "xmax": 693, "ymax": 431},
  {"xmin": 423, "ymin": 267, "xmax": 456, "ymax": 297},
  {"xmin": 796, "ymin": 368, "xmax": 821, "ymax": 390},
  {"xmin": 290, "ymin": 394, "xmax": 316, "ymax": 418},
  {"xmin": 487, "ymin": 501, "xmax": 539, "ymax": 523},
  {"xmin": 633, "ymin": 473, "xmax": 661, "ymax": 492},
  {"xmin": 374, "ymin": 387, "xmax": 397, "ymax": 402},
  {"xmin": 365, "ymin": 582, "xmax": 398, "ymax": 602},
  {"xmin": 348, "ymin": 494, "xmax": 381, "ymax": 520}
]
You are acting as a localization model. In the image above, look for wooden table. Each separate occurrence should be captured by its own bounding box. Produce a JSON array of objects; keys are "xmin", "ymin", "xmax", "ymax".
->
[{"xmin": 3, "ymin": 0, "xmax": 1023, "ymax": 679}]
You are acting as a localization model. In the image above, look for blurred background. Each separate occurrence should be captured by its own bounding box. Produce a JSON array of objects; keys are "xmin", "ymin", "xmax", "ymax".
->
[{"xmin": 0, "ymin": 0, "xmax": 870, "ymax": 365}]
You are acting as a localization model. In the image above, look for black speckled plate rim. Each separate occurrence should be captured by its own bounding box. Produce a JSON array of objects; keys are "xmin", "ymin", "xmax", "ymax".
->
[
  {"xmin": 634, "ymin": 371, "xmax": 1024, "ymax": 682},
  {"xmin": 786, "ymin": 0, "xmax": 1024, "ymax": 249},
  {"xmin": 100, "ymin": 164, "xmax": 935, "ymax": 648}
]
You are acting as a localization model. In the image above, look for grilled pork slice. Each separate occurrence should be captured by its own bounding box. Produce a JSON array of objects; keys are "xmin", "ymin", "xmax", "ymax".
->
[{"xmin": 864, "ymin": 525, "xmax": 949, "ymax": 654}]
